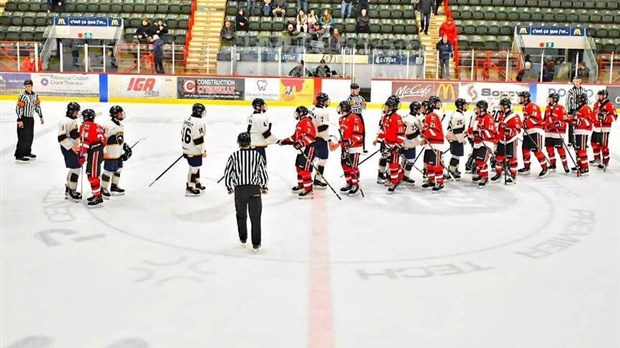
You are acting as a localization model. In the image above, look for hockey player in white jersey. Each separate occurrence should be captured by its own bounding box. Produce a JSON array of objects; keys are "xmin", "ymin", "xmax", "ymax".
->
[
  {"xmin": 182, "ymin": 103, "xmax": 208, "ymax": 196},
  {"xmin": 401, "ymin": 101, "xmax": 423, "ymax": 185},
  {"xmin": 58, "ymin": 102, "xmax": 82, "ymax": 201},
  {"xmin": 247, "ymin": 98, "xmax": 277, "ymax": 162},
  {"xmin": 311, "ymin": 92, "xmax": 332, "ymax": 188},
  {"xmin": 101, "ymin": 105, "xmax": 130, "ymax": 198},
  {"xmin": 445, "ymin": 98, "xmax": 468, "ymax": 179}
]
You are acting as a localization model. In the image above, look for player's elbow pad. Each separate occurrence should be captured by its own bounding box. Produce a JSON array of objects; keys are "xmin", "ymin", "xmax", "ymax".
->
[
  {"xmin": 317, "ymin": 125, "xmax": 329, "ymax": 132},
  {"xmin": 262, "ymin": 130, "xmax": 272, "ymax": 138},
  {"xmin": 194, "ymin": 136, "xmax": 205, "ymax": 145},
  {"xmin": 69, "ymin": 129, "xmax": 80, "ymax": 139},
  {"xmin": 58, "ymin": 134, "xmax": 68, "ymax": 142}
]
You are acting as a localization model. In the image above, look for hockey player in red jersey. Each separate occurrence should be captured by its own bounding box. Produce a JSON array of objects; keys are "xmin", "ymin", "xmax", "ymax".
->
[
  {"xmin": 277, "ymin": 106, "xmax": 317, "ymax": 199},
  {"xmin": 572, "ymin": 93, "xmax": 594, "ymax": 175},
  {"xmin": 591, "ymin": 89, "xmax": 617, "ymax": 170},
  {"xmin": 372, "ymin": 95, "xmax": 405, "ymax": 193},
  {"xmin": 544, "ymin": 93, "xmax": 571, "ymax": 173},
  {"xmin": 78, "ymin": 109, "xmax": 107, "ymax": 207},
  {"xmin": 518, "ymin": 91, "xmax": 549, "ymax": 177},
  {"xmin": 420, "ymin": 97, "xmax": 445, "ymax": 191},
  {"xmin": 334, "ymin": 101, "xmax": 365, "ymax": 196},
  {"xmin": 467, "ymin": 100, "xmax": 497, "ymax": 187},
  {"xmin": 491, "ymin": 98, "xmax": 522, "ymax": 184}
]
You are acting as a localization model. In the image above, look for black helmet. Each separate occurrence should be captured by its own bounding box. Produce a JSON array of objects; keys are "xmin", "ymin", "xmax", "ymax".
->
[
  {"xmin": 109, "ymin": 105, "xmax": 124, "ymax": 118},
  {"xmin": 23, "ymin": 79, "xmax": 33, "ymax": 86},
  {"xmin": 315, "ymin": 92, "xmax": 330, "ymax": 107},
  {"xmin": 66, "ymin": 102, "xmax": 81, "ymax": 116},
  {"xmin": 350, "ymin": 83, "xmax": 360, "ymax": 89},
  {"xmin": 518, "ymin": 91, "xmax": 531, "ymax": 99},
  {"xmin": 597, "ymin": 89, "xmax": 608, "ymax": 99},
  {"xmin": 455, "ymin": 98, "xmax": 468, "ymax": 109},
  {"xmin": 385, "ymin": 95, "xmax": 400, "ymax": 111},
  {"xmin": 577, "ymin": 93, "xmax": 588, "ymax": 105},
  {"xmin": 252, "ymin": 98, "xmax": 265, "ymax": 110},
  {"xmin": 237, "ymin": 132, "xmax": 251, "ymax": 148},
  {"xmin": 429, "ymin": 95, "xmax": 441, "ymax": 107},
  {"xmin": 295, "ymin": 106, "xmax": 309, "ymax": 118},
  {"xmin": 475, "ymin": 100, "xmax": 488, "ymax": 112},
  {"xmin": 426, "ymin": 98, "xmax": 437, "ymax": 111},
  {"xmin": 192, "ymin": 103, "xmax": 206, "ymax": 117},
  {"xmin": 420, "ymin": 100, "xmax": 430, "ymax": 112},
  {"xmin": 409, "ymin": 101, "xmax": 421, "ymax": 114},
  {"xmin": 338, "ymin": 101, "xmax": 352, "ymax": 113},
  {"xmin": 82, "ymin": 109, "xmax": 96, "ymax": 121},
  {"xmin": 548, "ymin": 93, "xmax": 560, "ymax": 104},
  {"xmin": 499, "ymin": 98, "xmax": 512, "ymax": 109}
]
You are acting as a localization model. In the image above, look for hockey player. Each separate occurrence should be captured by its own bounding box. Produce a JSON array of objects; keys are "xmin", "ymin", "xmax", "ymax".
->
[
  {"xmin": 375, "ymin": 105, "xmax": 391, "ymax": 184},
  {"xmin": 571, "ymin": 93, "xmax": 594, "ymax": 175},
  {"xmin": 347, "ymin": 83, "xmax": 368, "ymax": 152},
  {"xmin": 518, "ymin": 91, "xmax": 549, "ymax": 177},
  {"xmin": 491, "ymin": 98, "xmax": 522, "ymax": 184},
  {"xmin": 101, "ymin": 105, "xmax": 130, "ymax": 199},
  {"xmin": 277, "ymin": 106, "xmax": 317, "ymax": 199},
  {"xmin": 311, "ymin": 92, "xmax": 332, "ymax": 189},
  {"xmin": 334, "ymin": 101, "xmax": 364, "ymax": 196},
  {"xmin": 182, "ymin": 103, "xmax": 207, "ymax": 196},
  {"xmin": 78, "ymin": 109, "xmax": 107, "ymax": 207},
  {"xmin": 401, "ymin": 101, "xmax": 423, "ymax": 185},
  {"xmin": 373, "ymin": 95, "xmax": 405, "ymax": 192},
  {"xmin": 445, "ymin": 98, "xmax": 468, "ymax": 179},
  {"xmin": 591, "ymin": 89, "xmax": 617, "ymax": 170},
  {"xmin": 467, "ymin": 100, "xmax": 497, "ymax": 187},
  {"xmin": 420, "ymin": 97, "xmax": 446, "ymax": 191},
  {"xmin": 247, "ymin": 98, "xmax": 277, "ymax": 162},
  {"xmin": 58, "ymin": 102, "xmax": 82, "ymax": 201},
  {"xmin": 544, "ymin": 93, "xmax": 570, "ymax": 173}
]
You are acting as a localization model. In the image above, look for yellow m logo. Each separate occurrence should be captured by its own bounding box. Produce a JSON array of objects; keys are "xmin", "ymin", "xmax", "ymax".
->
[
  {"xmin": 519, "ymin": 27, "xmax": 528, "ymax": 34},
  {"xmin": 436, "ymin": 84, "xmax": 456, "ymax": 101}
]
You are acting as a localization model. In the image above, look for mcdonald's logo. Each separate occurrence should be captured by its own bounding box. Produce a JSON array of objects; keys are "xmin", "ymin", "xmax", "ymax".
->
[
  {"xmin": 111, "ymin": 19, "xmax": 120, "ymax": 26},
  {"xmin": 57, "ymin": 18, "xmax": 66, "ymax": 25},
  {"xmin": 519, "ymin": 27, "xmax": 528, "ymax": 34},
  {"xmin": 436, "ymin": 84, "xmax": 456, "ymax": 101},
  {"xmin": 573, "ymin": 28, "xmax": 582, "ymax": 36}
]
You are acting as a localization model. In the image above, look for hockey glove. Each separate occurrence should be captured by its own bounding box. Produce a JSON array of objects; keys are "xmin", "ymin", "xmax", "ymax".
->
[
  {"xmin": 121, "ymin": 143, "xmax": 133, "ymax": 161},
  {"xmin": 293, "ymin": 141, "xmax": 303, "ymax": 150},
  {"xmin": 343, "ymin": 138, "xmax": 352, "ymax": 148},
  {"xmin": 78, "ymin": 156, "xmax": 86, "ymax": 165}
]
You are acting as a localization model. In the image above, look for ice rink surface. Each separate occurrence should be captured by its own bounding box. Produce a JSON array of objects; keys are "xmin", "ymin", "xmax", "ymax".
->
[{"xmin": 1, "ymin": 101, "xmax": 619, "ymax": 348}]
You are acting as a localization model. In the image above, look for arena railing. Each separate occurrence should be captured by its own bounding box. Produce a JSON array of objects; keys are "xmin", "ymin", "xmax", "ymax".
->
[
  {"xmin": 597, "ymin": 53, "xmax": 620, "ymax": 83},
  {"xmin": 455, "ymin": 50, "xmax": 523, "ymax": 82}
]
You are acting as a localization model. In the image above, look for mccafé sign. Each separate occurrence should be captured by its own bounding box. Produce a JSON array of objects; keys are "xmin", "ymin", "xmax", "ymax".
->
[{"xmin": 392, "ymin": 81, "xmax": 458, "ymax": 102}]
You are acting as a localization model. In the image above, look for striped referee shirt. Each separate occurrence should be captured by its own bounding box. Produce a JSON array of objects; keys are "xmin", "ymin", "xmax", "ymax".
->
[
  {"xmin": 347, "ymin": 95, "xmax": 366, "ymax": 114},
  {"xmin": 566, "ymin": 86, "xmax": 585, "ymax": 114},
  {"xmin": 16, "ymin": 91, "xmax": 43, "ymax": 120},
  {"xmin": 224, "ymin": 148, "xmax": 269, "ymax": 190}
]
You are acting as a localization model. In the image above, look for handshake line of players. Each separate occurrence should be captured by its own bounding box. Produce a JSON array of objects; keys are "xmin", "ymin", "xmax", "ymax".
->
[{"xmin": 235, "ymin": 89, "xmax": 617, "ymax": 198}]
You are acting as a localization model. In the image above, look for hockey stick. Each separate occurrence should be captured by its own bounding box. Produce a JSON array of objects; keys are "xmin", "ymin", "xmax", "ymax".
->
[
  {"xmin": 129, "ymin": 137, "xmax": 146, "ymax": 149},
  {"xmin": 423, "ymin": 139, "xmax": 456, "ymax": 182},
  {"xmin": 340, "ymin": 147, "xmax": 381, "ymax": 177},
  {"xmin": 148, "ymin": 154, "xmax": 184, "ymax": 187},
  {"xmin": 521, "ymin": 128, "xmax": 552, "ymax": 164},
  {"xmin": 547, "ymin": 123, "xmax": 578, "ymax": 170},
  {"xmin": 298, "ymin": 148, "xmax": 342, "ymax": 200}
]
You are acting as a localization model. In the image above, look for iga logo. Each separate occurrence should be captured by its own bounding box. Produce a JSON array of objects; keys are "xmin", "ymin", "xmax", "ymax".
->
[
  {"xmin": 183, "ymin": 79, "xmax": 196, "ymax": 93},
  {"xmin": 127, "ymin": 77, "xmax": 156, "ymax": 91}
]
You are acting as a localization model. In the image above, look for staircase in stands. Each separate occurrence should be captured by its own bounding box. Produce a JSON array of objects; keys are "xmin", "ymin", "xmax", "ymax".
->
[
  {"xmin": 416, "ymin": 6, "xmax": 457, "ymax": 79},
  {"xmin": 185, "ymin": 0, "xmax": 226, "ymax": 73}
]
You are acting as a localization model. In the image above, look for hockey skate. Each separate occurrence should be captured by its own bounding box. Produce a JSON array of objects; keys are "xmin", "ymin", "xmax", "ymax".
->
[
  {"xmin": 597, "ymin": 163, "xmax": 606, "ymax": 169},
  {"xmin": 432, "ymin": 183, "xmax": 445, "ymax": 192},
  {"xmin": 563, "ymin": 165, "xmax": 570, "ymax": 173},
  {"xmin": 579, "ymin": 167, "xmax": 589, "ymax": 175},
  {"xmin": 549, "ymin": 163, "xmax": 557, "ymax": 171},
  {"xmin": 589, "ymin": 158, "xmax": 600, "ymax": 165},
  {"xmin": 101, "ymin": 188, "xmax": 111, "ymax": 200},
  {"xmin": 340, "ymin": 184, "xmax": 352, "ymax": 192},
  {"xmin": 110, "ymin": 184, "xmax": 126, "ymax": 195},
  {"xmin": 291, "ymin": 185, "xmax": 304, "ymax": 193},
  {"xmin": 252, "ymin": 244, "xmax": 261, "ymax": 253},
  {"xmin": 490, "ymin": 172, "xmax": 502, "ymax": 181},
  {"xmin": 195, "ymin": 182, "xmax": 206, "ymax": 191},
  {"xmin": 421, "ymin": 180, "xmax": 434, "ymax": 189},
  {"xmin": 505, "ymin": 175, "xmax": 517, "ymax": 184},
  {"xmin": 26, "ymin": 153, "xmax": 37, "ymax": 160},
  {"xmin": 66, "ymin": 189, "xmax": 82, "ymax": 202},
  {"xmin": 402, "ymin": 177, "xmax": 416, "ymax": 185},
  {"xmin": 298, "ymin": 190, "xmax": 314, "ymax": 199},
  {"xmin": 15, "ymin": 157, "xmax": 30, "ymax": 163},
  {"xmin": 348, "ymin": 185, "xmax": 360, "ymax": 196},
  {"xmin": 538, "ymin": 168, "xmax": 550, "ymax": 177},
  {"xmin": 471, "ymin": 174, "xmax": 481, "ymax": 182},
  {"xmin": 518, "ymin": 167, "xmax": 531, "ymax": 175},
  {"xmin": 313, "ymin": 179, "xmax": 328, "ymax": 189},
  {"xmin": 478, "ymin": 178, "xmax": 488, "ymax": 188},
  {"xmin": 87, "ymin": 195, "xmax": 104, "ymax": 208},
  {"xmin": 186, "ymin": 185, "xmax": 201, "ymax": 197},
  {"xmin": 376, "ymin": 173, "xmax": 386, "ymax": 185},
  {"xmin": 387, "ymin": 181, "xmax": 401, "ymax": 193}
]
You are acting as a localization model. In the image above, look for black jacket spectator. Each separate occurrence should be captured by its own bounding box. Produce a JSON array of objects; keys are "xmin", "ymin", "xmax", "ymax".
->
[
  {"xmin": 355, "ymin": 9, "xmax": 370, "ymax": 33},
  {"xmin": 153, "ymin": 19, "xmax": 169, "ymax": 40},
  {"xmin": 272, "ymin": 0, "xmax": 286, "ymax": 17},
  {"xmin": 419, "ymin": 0, "xmax": 433, "ymax": 13},
  {"xmin": 315, "ymin": 60, "xmax": 332, "ymax": 77},
  {"xmin": 289, "ymin": 60, "xmax": 313, "ymax": 77},
  {"xmin": 436, "ymin": 39, "xmax": 452, "ymax": 61},
  {"xmin": 221, "ymin": 21, "xmax": 235, "ymax": 43},
  {"xmin": 135, "ymin": 19, "xmax": 155, "ymax": 43},
  {"xmin": 236, "ymin": 9, "xmax": 249, "ymax": 31}
]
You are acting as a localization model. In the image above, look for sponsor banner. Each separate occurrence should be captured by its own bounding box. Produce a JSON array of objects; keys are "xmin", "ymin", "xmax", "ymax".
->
[
  {"xmin": 392, "ymin": 81, "xmax": 458, "ymax": 103},
  {"xmin": 178, "ymin": 77, "xmax": 245, "ymax": 100},
  {"xmin": 517, "ymin": 26, "xmax": 585, "ymax": 36},
  {"xmin": 108, "ymin": 75, "xmax": 177, "ymax": 99},
  {"xmin": 534, "ymin": 83, "xmax": 602, "ymax": 106},
  {"xmin": 321, "ymin": 79, "xmax": 352, "ymax": 103},
  {"xmin": 31, "ymin": 73, "xmax": 99, "ymax": 97},
  {"xmin": 302, "ymin": 54, "xmax": 369, "ymax": 64},
  {"xmin": 245, "ymin": 78, "xmax": 280, "ymax": 101},
  {"xmin": 0, "ymin": 73, "xmax": 31, "ymax": 94},
  {"xmin": 459, "ymin": 82, "xmax": 529, "ymax": 106},
  {"xmin": 370, "ymin": 80, "xmax": 393, "ymax": 103},
  {"xmin": 607, "ymin": 86, "xmax": 620, "ymax": 109},
  {"xmin": 280, "ymin": 78, "xmax": 314, "ymax": 104},
  {"xmin": 54, "ymin": 17, "xmax": 123, "ymax": 27}
]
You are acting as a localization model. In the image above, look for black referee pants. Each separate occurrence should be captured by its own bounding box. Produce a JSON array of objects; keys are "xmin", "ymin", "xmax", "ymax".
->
[
  {"xmin": 15, "ymin": 117, "xmax": 34, "ymax": 158},
  {"xmin": 234, "ymin": 185, "xmax": 262, "ymax": 246}
]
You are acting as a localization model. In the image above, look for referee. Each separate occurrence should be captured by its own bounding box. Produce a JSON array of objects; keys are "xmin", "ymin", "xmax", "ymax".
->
[
  {"xmin": 566, "ymin": 77, "xmax": 584, "ymax": 147},
  {"xmin": 15, "ymin": 79, "xmax": 44, "ymax": 163},
  {"xmin": 224, "ymin": 132, "xmax": 269, "ymax": 252}
]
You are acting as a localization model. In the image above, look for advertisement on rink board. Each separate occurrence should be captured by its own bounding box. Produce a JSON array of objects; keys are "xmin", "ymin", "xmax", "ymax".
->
[
  {"xmin": 608, "ymin": 86, "xmax": 620, "ymax": 108},
  {"xmin": 177, "ymin": 77, "xmax": 245, "ymax": 100},
  {"xmin": 244, "ymin": 77, "xmax": 281, "ymax": 101},
  {"xmin": 279, "ymin": 78, "xmax": 315, "ymax": 104},
  {"xmin": 321, "ymin": 79, "xmax": 353, "ymax": 103},
  {"xmin": 459, "ymin": 82, "xmax": 529, "ymax": 106},
  {"xmin": 392, "ymin": 81, "xmax": 458, "ymax": 102},
  {"xmin": 108, "ymin": 75, "xmax": 177, "ymax": 99},
  {"xmin": 0, "ymin": 72, "xmax": 31, "ymax": 94},
  {"xmin": 533, "ymin": 83, "xmax": 604, "ymax": 106},
  {"xmin": 30, "ymin": 73, "xmax": 99, "ymax": 97}
]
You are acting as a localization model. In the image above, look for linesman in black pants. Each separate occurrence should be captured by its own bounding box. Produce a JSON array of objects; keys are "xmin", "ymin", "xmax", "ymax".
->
[
  {"xmin": 15, "ymin": 79, "xmax": 44, "ymax": 163},
  {"xmin": 224, "ymin": 132, "xmax": 269, "ymax": 253}
]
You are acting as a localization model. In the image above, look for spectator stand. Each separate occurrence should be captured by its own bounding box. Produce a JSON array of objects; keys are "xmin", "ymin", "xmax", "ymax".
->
[
  {"xmin": 0, "ymin": 41, "xmax": 40, "ymax": 71},
  {"xmin": 598, "ymin": 53, "xmax": 620, "ymax": 84}
]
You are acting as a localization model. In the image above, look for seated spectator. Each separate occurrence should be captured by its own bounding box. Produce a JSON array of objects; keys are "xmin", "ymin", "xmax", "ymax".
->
[
  {"xmin": 328, "ymin": 28, "xmax": 343, "ymax": 54},
  {"xmin": 236, "ymin": 9, "xmax": 249, "ymax": 31},
  {"xmin": 284, "ymin": 22, "xmax": 301, "ymax": 45},
  {"xmin": 262, "ymin": 0, "xmax": 273, "ymax": 16},
  {"xmin": 319, "ymin": 9, "xmax": 333, "ymax": 31},
  {"xmin": 439, "ymin": 17, "xmax": 457, "ymax": 46},
  {"xmin": 22, "ymin": 51, "xmax": 42, "ymax": 72},
  {"xmin": 307, "ymin": 10, "xmax": 318, "ymax": 26},
  {"xmin": 542, "ymin": 60, "xmax": 555, "ymax": 82},
  {"xmin": 296, "ymin": 10, "xmax": 308, "ymax": 33},
  {"xmin": 153, "ymin": 19, "xmax": 169, "ymax": 40},
  {"xmin": 221, "ymin": 21, "xmax": 235, "ymax": 43},
  {"xmin": 315, "ymin": 59, "xmax": 332, "ymax": 77},
  {"xmin": 572, "ymin": 62, "xmax": 590, "ymax": 80},
  {"xmin": 135, "ymin": 18, "xmax": 154, "ymax": 43},
  {"xmin": 289, "ymin": 60, "xmax": 313, "ymax": 77},
  {"xmin": 272, "ymin": 0, "xmax": 286, "ymax": 17},
  {"xmin": 355, "ymin": 8, "xmax": 370, "ymax": 33},
  {"xmin": 309, "ymin": 22, "xmax": 326, "ymax": 40}
]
